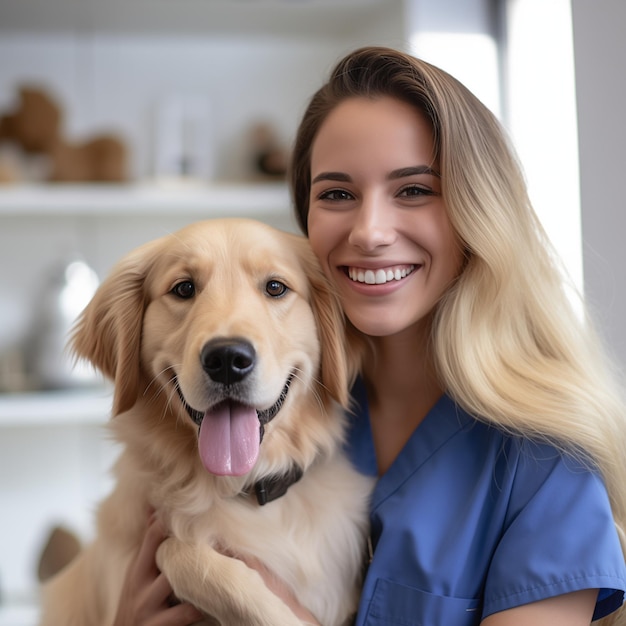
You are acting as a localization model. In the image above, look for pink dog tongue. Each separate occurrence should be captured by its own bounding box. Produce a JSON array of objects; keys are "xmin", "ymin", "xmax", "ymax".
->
[{"xmin": 198, "ymin": 401, "xmax": 260, "ymax": 476}]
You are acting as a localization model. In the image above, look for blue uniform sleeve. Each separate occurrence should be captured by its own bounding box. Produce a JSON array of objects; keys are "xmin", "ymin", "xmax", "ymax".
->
[{"xmin": 483, "ymin": 441, "xmax": 626, "ymax": 620}]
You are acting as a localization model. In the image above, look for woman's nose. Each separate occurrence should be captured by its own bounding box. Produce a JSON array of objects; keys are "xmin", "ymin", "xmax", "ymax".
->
[{"xmin": 348, "ymin": 193, "xmax": 396, "ymax": 251}]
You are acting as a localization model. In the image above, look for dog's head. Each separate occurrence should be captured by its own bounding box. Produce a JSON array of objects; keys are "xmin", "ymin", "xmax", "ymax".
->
[{"xmin": 72, "ymin": 218, "xmax": 351, "ymax": 478}]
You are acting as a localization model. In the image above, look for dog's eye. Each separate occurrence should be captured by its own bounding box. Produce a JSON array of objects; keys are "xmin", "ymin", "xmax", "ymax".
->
[
  {"xmin": 265, "ymin": 279, "xmax": 288, "ymax": 298},
  {"xmin": 171, "ymin": 280, "xmax": 195, "ymax": 299}
]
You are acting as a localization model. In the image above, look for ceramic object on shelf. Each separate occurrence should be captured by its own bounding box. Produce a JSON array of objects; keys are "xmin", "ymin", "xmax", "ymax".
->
[{"xmin": 27, "ymin": 257, "xmax": 100, "ymax": 390}]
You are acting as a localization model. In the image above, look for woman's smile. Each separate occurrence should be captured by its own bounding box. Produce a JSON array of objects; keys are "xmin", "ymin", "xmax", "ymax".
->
[{"xmin": 345, "ymin": 264, "xmax": 417, "ymax": 285}]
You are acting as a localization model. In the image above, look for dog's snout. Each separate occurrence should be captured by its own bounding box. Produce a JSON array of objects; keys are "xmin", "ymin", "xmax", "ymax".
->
[{"xmin": 201, "ymin": 337, "xmax": 256, "ymax": 385}]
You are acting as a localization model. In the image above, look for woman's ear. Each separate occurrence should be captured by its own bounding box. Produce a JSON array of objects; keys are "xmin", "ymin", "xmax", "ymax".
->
[{"xmin": 70, "ymin": 241, "xmax": 158, "ymax": 416}]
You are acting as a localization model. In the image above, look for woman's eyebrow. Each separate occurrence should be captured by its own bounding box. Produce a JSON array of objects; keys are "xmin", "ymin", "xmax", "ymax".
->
[
  {"xmin": 311, "ymin": 166, "xmax": 441, "ymax": 185},
  {"xmin": 311, "ymin": 171, "xmax": 352, "ymax": 184},
  {"xmin": 388, "ymin": 165, "xmax": 441, "ymax": 179}
]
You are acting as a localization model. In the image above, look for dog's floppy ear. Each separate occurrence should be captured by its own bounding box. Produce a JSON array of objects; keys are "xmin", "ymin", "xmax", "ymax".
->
[
  {"xmin": 71, "ymin": 239, "xmax": 160, "ymax": 416},
  {"xmin": 296, "ymin": 238, "xmax": 354, "ymax": 408}
]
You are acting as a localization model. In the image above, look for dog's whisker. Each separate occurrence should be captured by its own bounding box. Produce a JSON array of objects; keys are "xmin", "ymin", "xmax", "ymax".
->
[
  {"xmin": 288, "ymin": 367, "xmax": 327, "ymax": 416},
  {"xmin": 141, "ymin": 364, "xmax": 186, "ymax": 424},
  {"xmin": 162, "ymin": 369, "xmax": 183, "ymax": 424},
  {"xmin": 144, "ymin": 379, "xmax": 167, "ymax": 409},
  {"xmin": 166, "ymin": 387, "xmax": 186, "ymax": 427},
  {"xmin": 143, "ymin": 372, "xmax": 165, "ymax": 400}
]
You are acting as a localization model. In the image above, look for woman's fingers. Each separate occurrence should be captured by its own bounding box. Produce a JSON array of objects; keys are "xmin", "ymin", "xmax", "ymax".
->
[
  {"xmin": 147, "ymin": 602, "xmax": 205, "ymax": 626},
  {"xmin": 134, "ymin": 515, "xmax": 167, "ymax": 580},
  {"xmin": 113, "ymin": 514, "xmax": 204, "ymax": 626}
]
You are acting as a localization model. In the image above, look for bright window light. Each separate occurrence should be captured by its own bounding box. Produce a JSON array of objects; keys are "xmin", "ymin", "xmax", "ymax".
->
[
  {"xmin": 410, "ymin": 32, "xmax": 501, "ymax": 118},
  {"xmin": 505, "ymin": 0, "xmax": 582, "ymax": 296}
]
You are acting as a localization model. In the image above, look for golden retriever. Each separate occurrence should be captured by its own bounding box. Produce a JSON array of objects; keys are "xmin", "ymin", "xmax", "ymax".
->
[{"xmin": 38, "ymin": 218, "xmax": 372, "ymax": 626}]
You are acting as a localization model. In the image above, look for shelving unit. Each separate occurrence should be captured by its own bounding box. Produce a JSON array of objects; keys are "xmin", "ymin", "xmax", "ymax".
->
[
  {"xmin": 0, "ymin": 388, "xmax": 112, "ymax": 427},
  {"xmin": 0, "ymin": 605, "xmax": 39, "ymax": 626},
  {"xmin": 0, "ymin": 182, "xmax": 292, "ymax": 218}
]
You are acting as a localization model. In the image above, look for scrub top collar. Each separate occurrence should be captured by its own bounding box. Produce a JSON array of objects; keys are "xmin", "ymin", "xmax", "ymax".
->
[{"xmin": 346, "ymin": 377, "xmax": 476, "ymax": 511}]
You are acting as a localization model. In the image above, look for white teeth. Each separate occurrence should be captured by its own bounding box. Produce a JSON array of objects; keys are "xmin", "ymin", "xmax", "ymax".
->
[{"xmin": 348, "ymin": 264, "xmax": 415, "ymax": 285}]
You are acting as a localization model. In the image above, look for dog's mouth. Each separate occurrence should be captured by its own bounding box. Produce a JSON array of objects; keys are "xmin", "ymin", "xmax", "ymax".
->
[{"xmin": 175, "ymin": 373, "xmax": 294, "ymax": 477}]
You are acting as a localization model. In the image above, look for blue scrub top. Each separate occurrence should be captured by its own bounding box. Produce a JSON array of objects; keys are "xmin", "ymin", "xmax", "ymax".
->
[{"xmin": 346, "ymin": 378, "xmax": 626, "ymax": 625}]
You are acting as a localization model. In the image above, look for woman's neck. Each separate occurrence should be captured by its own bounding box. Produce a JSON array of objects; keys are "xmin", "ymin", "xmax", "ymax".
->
[
  {"xmin": 360, "ymin": 323, "xmax": 444, "ymax": 474},
  {"xmin": 362, "ymin": 321, "xmax": 440, "ymax": 404}
]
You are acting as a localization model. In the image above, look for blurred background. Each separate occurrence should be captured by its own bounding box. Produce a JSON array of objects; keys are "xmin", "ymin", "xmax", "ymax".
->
[{"xmin": 0, "ymin": 0, "xmax": 624, "ymax": 623}]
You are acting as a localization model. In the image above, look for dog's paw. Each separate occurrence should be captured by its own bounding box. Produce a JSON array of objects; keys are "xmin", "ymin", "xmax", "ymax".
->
[
  {"xmin": 155, "ymin": 538, "xmax": 304, "ymax": 626},
  {"xmin": 154, "ymin": 534, "xmax": 175, "ymax": 573}
]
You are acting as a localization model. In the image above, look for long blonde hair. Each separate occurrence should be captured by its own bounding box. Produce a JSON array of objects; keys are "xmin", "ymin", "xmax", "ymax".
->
[{"xmin": 291, "ymin": 46, "xmax": 626, "ymax": 624}]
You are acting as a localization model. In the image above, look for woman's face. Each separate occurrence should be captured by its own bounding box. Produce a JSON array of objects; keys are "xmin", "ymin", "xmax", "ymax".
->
[{"xmin": 307, "ymin": 96, "xmax": 464, "ymax": 338}]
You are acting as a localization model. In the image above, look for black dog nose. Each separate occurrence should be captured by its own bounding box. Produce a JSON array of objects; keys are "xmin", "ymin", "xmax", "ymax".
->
[{"xmin": 200, "ymin": 337, "xmax": 256, "ymax": 385}]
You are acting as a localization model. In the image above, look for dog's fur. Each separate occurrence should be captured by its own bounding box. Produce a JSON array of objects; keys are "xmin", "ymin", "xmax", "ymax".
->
[{"xmin": 38, "ymin": 218, "xmax": 372, "ymax": 626}]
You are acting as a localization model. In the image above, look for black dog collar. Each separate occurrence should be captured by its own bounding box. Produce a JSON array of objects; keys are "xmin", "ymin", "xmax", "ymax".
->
[{"xmin": 249, "ymin": 465, "xmax": 304, "ymax": 506}]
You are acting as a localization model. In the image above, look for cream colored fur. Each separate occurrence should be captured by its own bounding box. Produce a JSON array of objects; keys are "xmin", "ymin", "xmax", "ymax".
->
[{"xmin": 39, "ymin": 218, "xmax": 372, "ymax": 626}]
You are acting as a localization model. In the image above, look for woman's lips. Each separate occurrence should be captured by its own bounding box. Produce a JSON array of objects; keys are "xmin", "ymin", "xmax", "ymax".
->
[{"xmin": 345, "ymin": 264, "xmax": 416, "ymax": 285}]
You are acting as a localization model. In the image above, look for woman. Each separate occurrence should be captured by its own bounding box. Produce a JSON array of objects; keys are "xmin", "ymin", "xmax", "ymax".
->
[{"xmin": 116, "ymin": 47, "xmax": 626, "ymax": 625}]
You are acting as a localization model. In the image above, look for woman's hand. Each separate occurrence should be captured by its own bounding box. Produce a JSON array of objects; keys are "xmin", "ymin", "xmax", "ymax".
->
[
  {"xmin": 113, "ymin": 513, "xmax": 320, "ymax": 626},
  {"xmin": 239, "ymin": 555, "xmax": 321, "ymax": 626},
  {"xmin": 113, "ymin": 515, "xmax": 204, "ymax": 626}
]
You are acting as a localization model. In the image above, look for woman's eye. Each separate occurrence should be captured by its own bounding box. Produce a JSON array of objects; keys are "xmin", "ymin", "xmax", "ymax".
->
[
  {"xmin": 398, "ymin": 184, "xmax": 433, "ymax": 198},
  {"xmin": 171, "ymin": 281, "xmax": 195, "ymax": 299},
  {"xmin": 318, "ymin": 189, "xmax": 354, "ymax": 202},
  {"xmin": 265, "ymin": 279, "xmax": 288, "ymax": 298}
]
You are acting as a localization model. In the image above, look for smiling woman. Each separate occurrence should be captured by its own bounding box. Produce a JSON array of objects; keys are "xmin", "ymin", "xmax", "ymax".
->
[{"xmin": 286, "ymin": 46, "xmax": 626, "ymax": 626}]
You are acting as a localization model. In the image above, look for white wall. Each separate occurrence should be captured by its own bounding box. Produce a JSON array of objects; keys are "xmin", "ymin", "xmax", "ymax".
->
[{"xmin": 572, "ymin": 0, "xmax": 626, "ymax": 370}]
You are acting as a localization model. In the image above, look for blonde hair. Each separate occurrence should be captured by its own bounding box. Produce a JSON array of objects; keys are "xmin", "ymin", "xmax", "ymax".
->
[{"xmin": 291, "ymin": 46, "xmax": 626, "ymax": 624}]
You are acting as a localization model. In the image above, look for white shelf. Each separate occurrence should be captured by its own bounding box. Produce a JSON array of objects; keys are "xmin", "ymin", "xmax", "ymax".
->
[
  {"xmin": 0, "ymin": 182, "xmax": 291, "ymax": 218},
  {"xmin": 0, "ymin": 605, "xmax": 39, "ymax": 626},
  {"xmin": 0, "ymin": 388, "xmax": 112, "ymax": 427}
]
